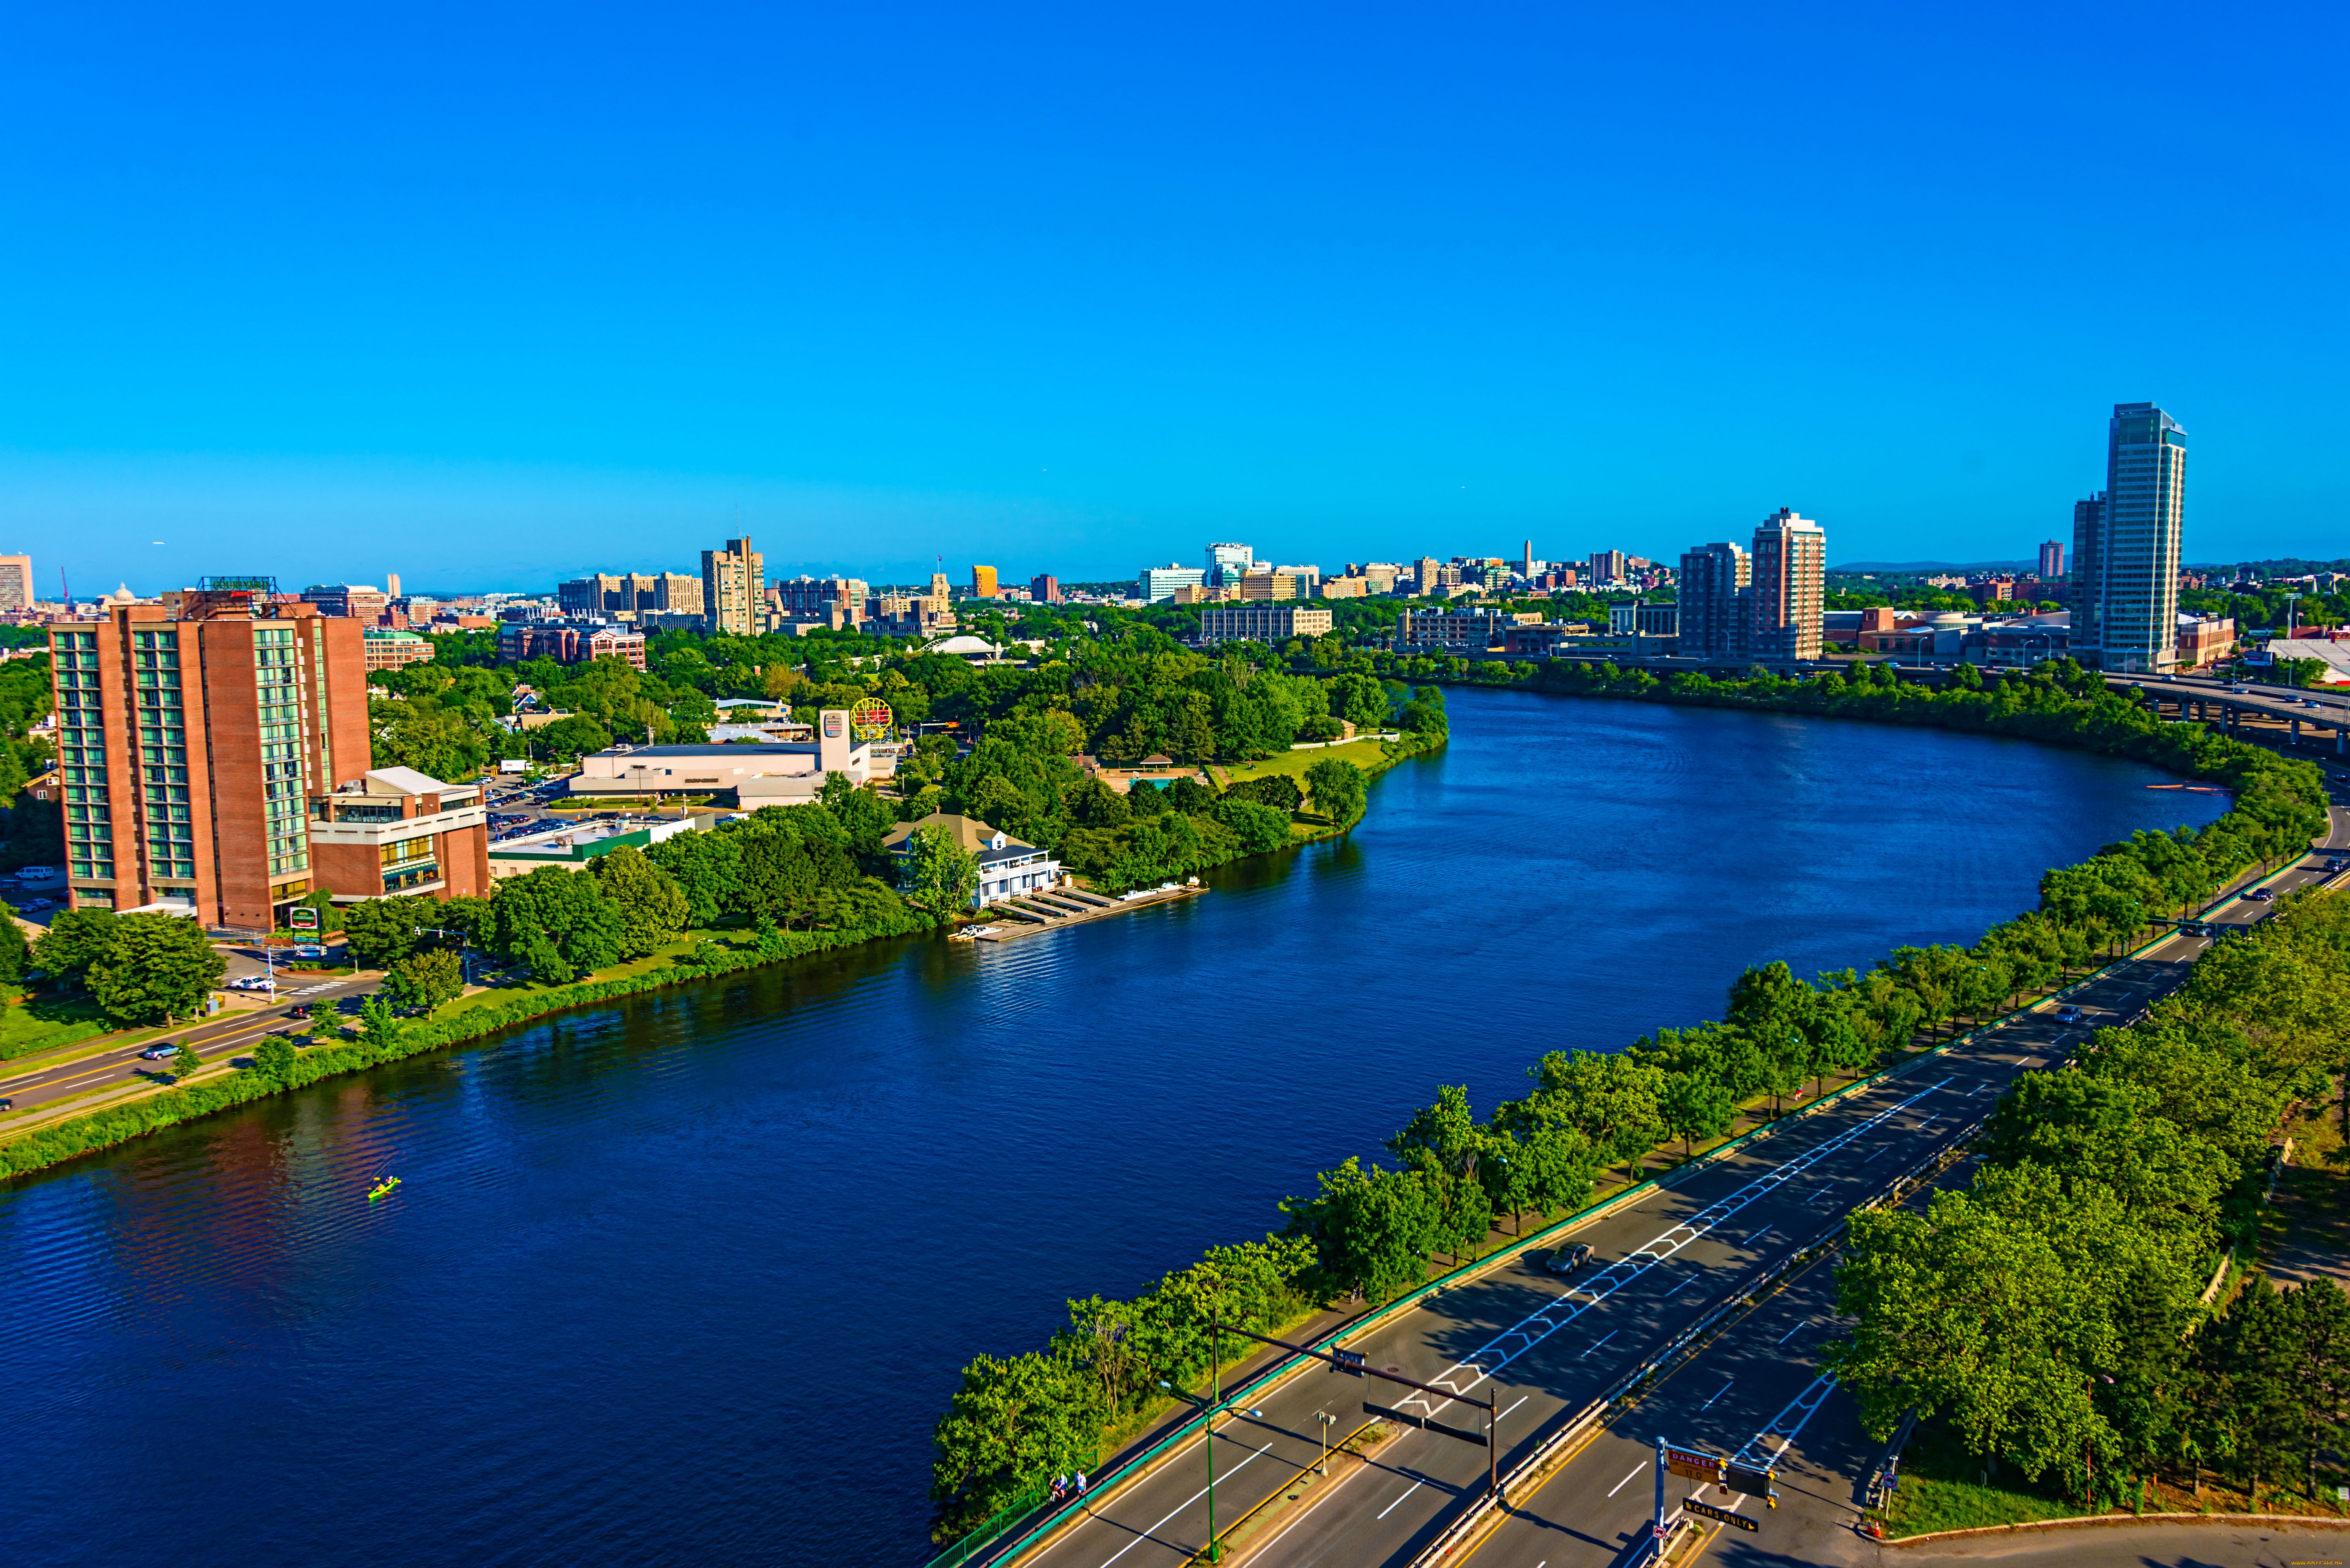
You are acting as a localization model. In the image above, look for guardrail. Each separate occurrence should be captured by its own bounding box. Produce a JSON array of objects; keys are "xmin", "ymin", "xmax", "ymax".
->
[{"xmin": 934, "ymin": 913, "xmax": 2237, "ymax": 1568}]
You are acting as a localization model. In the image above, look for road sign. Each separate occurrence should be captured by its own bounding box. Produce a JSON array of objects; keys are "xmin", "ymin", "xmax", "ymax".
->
[
  {"xmin": 1683, "ymin": 1498, "xmax": 1758, "ymax": 1532},
  {"xmin": 850, "ymin": 697, "xmax": 894, "ymax": 740},
  {"xmin": 1663, "ymin": 1444, "xmax": 1724, "ymax": 1483},
  {"xmin": 1722, "ymin": 1462, "xmax": 1779, "ymax": 1504},
  {"xmin": 289, "ymin": 907, "xmax": 320, "ymax": 930},
  {"xmin": 1332, "ymin": 1348, "xmax": 1366, "ymax": 1377}
]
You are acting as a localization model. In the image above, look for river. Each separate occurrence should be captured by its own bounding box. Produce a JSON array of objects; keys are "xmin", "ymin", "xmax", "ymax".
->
[{"xmin": 0, "ymin": 689, "xmax": 2228, "ymax": 1566}]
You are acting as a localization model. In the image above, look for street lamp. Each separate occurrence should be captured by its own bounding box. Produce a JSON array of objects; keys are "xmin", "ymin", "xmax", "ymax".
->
[
  {"xmin": 1315, "ymin": 1410, "xmax": 1337, "ymax": 1476},
  {"xmin": 1156, "ymin": 1376, "xmax": 1264, "ymax": 1563}
]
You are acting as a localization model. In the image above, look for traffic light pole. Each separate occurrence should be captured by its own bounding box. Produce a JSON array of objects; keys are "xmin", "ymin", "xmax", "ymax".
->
[{"xmin": 1211, "ymin": 1322, "xmax": 1502, "ymax": 1496}]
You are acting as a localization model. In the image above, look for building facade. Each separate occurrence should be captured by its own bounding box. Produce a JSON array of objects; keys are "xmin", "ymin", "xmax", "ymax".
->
[
  {"xmin": 50, "ymin": 585, "xmax": 371, "ymax": 929},
  {"xmin": 495, "ymin": 622, "xmax": 649, "ymax": 669},
  {"xmin": 1677, "ymin": 541, "xmax": 1752, "ymax": 658},
  {"xmin": 970, "ymin": 565, "xmax": 1000, "ymax": 598},
  {"xmin": 700, "ymin": 537, "xmax": 765, "ymax": 636},
  {"xmin": 1394, "ymin": 609, "xmax": 1509, "ymax": 650},
  {"xmin": 1205, "ymin": 542, "xmax": 1255, "ymax": 586},
  {"xmin": 2038, "ymin": 540, "xmax": 2066, "ymax": 580},
  {"xmin": 362, "ymin": 628, "xmax": 437, "ymax": 671},
  {"xmin": 1196, "ymin": 605, "xmax": 1335, "ymax": 645},
  {"xmin": 883, "ymin": 812, "xmax": 1063, "ymax": 910},
  {"xmin": 1748, "ymin": 509, "xmax": 1826, "ymax": 661},
  {"xmin": 307, "ymin": 766, "xmax": 492, "ymax": 903},
  {"xmin": 301, "ymin": 583, "xmax": 390, "ymax": 621},
  {"xmin": 2072, "ymin": 403, "xmax": 2186, "ymax": 673},
  {"xmin": 1030, "ymin": 574, "xmax": 1061, "ymax": 603},
  {"xmin": 0, "ymin": 554, "xmax": 30, "ymax": 614},
  {"xmin": 1138, "ymin": 564, "xmax": 1207, "ymax": 602}
]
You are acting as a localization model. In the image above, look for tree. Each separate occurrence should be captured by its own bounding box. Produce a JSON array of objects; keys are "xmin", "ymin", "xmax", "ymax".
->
[
  {"xmin": 340, "ymin": 896, "xmax": 433, "ymax": 970},
  {"xmin": 250, "ymin": 1037, "xmax": 298, "ymax": 1086},
  {"xmin": 0, "ymin": 907, "xmax": 27, "ymax": 983},
  {"xmin": 646, "ymin": 829, "xmax": 747, "ymax": 926},
  {"xmin": 536, "ymin": 714, "xmax": 614, "ymax": 758},
  {"xmin": 306, "ymin": 1001, "xmax": 340, "ymax": 1038},
  {"xmin": 1303, "ymin": 758, "xmax": 1368, "ymax": 826},
  {"xmin": 590, "ymin": 845, "xmax": 690, "ymax": 957},
  {"xmin": 1211, "ymin": 797, "xmax": 1291, "ymax": 854},
  {"xmin": 172, "ymin": 1042, "xmax": 202, "ymax": 1080},
  {"xmin": 1659, "ymin": 1071, "xmax": 1736, "ymax": 1158},
  {"xmin": 1325, "ymin": 672, "xmax": 1390, "ymax": 727},
  {"xmin": 87, "ymin": 914, "xmax": 225, "ymax": 1024},
  {"xmin": 387, "ymin": 947, "xmax": 465, "ymax": 1012},
  {"xmin": 30, "ymin": 907, "xmax": 119, "ymax": 986},
  {"xmin": 928, "ymin": 1348, "xmax": 1100, "ymax": 1542},
  {"xmin": 1221, "ymin": 774, "xmax": 1303, "ymax": 813},
  {"xmin": 358, "ymin": 995, "xmax": 408, "ymax": 1053},
  {"xmin": 1280, "ymin": 1156, "xmax": 1441, "ymax": 1304},
  {"xmin": 1529, "ymin": 1049, "xmax": 1667, "ymax": 1176},
  {"xmin": 902, "ymin": 824, "xmax": 980, "ymax": 920},
  {"xmin": 490, "ymin": 865, "xmax": 628, "ymax": 974}
]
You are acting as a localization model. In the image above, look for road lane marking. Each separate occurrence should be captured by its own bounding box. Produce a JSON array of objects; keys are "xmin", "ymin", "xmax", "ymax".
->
[
  {"xmin": 1661, "ymin": 1276, "xmax": 1695, "ymax": 1301},
  {"xmin": 1578, "ymin": 1331, "xmax": 1618, "ymax": 1361},
  {"xmin": 1775, "ymin": 1321, "xmax": 1807, "ymax": 1345},
  {"xmin": 1699, "ymin": 1379, "xmax": 1735, "ymax": 1411},
  {"xmin": 1500, "ymin": 1395, "xmax": 1529, "ymax": 1420},
  {"xmin": 1096, "ymin": 1434, "xmax": 1273, "ymax": 1567},
  {"xmin": 1376, "ymin": 1477, "xmax": 1424, "ymax": 1520},
  {"xmin": 1607, "ymin": 1463, "xmax": 1646, "ymax": 1498},
  {"xmin": 1860, "ymin": 1147, "xmax": 1888, "ymax": 1163},
  {"xmin": 1388, "ymin": 1082, "xmax": 1951, "ymax": 1428}
]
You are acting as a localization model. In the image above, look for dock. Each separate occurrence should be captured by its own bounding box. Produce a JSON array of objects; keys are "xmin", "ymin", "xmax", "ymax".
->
[{"xmin": 957, "ymin": 883, "xmax": 1207, "ymax": 942}]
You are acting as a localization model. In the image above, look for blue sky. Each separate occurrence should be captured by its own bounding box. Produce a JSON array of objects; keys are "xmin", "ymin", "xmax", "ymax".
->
[{"xmin": 2, "ymin": 1, "xmax": 2343, "ymax": 594}]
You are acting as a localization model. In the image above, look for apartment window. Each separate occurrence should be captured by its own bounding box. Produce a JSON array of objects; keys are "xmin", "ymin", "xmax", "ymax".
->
[{"xmin": 380, "ymin": 837, "xmax": 435, "ymax": 867}]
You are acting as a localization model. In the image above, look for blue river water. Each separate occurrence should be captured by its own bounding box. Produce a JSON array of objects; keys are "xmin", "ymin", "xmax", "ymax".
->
[{"xmin": 0, "ymin": 690, "xmax": 2228, "ymax": 1566}]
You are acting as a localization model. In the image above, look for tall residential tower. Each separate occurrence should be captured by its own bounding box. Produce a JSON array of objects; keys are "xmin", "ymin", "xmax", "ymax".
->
[
  {"xmin": 2070, "ymin": 403, "xmax": 2186, "ymax": 673},
  {"xmin": 1748, "ymin": 509, "xmax": 1827, "ymax": 661},
  {"xmin": 1676, "ymin": 541, "xmax": 1752, "ymax": 658}
]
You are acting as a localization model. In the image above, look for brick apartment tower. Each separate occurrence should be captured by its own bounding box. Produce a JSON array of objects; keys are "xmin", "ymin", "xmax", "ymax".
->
[
  {"xmin": 1748, "ymin": 509, "xmax": 1827, "ymax": 661},
  {"xmin": 49, "ymin": 580, "xmax": 490, "ymax": 931}
]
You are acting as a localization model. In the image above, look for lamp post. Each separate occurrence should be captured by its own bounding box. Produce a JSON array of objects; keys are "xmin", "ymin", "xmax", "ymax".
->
[
  {"xmin": 1315, "ymin": 1410, "xmax": 1337, "ymax": 1476},
  {"xmin": 1156, "ymin": 1374, "xmax": 1263, "ymax": 1563}
]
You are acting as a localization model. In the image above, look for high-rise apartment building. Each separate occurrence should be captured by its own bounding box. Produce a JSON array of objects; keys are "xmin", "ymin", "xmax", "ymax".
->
[
  {"xmin": 50, "ymin": 582, "xmax": 370, "ymax": 927},
  {"xmin": 1205, "ymin": 542, "xmax": 1255, "ymax": 587},
  {"xmin": 701, "ymin": 538, "xmax": 765, "ymax": 636},
  {"xmin": 2071, "ymin": 403, "xmax": 2186, "ymax": 673},
  {"xmin": 1586, "ymin": 550, "xmax": 1630, "ymax": 585},
  {"xmin": 2038, "ymin": 540, "xmax": 2066, "ymax": 580},
  {"xmin": 1030, "ymin": 574, "xmax": 1061, "ymax": 603},
  {"xmin": 0, "ymin": 553, "xmax": 33, "ymax": 613},
  {"xmin": 971, "ymin": 565, "xmax": 1000, "ymax": 598},
  {"xmin": 1748, "ymin": 509, "xmax": 1826, "ymax": 661},
  {"xmin": 385, "ymin": 572, "xmax": 402, "ymax": 600},
  {"xmin": 560, "ymin": 571, "xmax": 705, "ymax": 621},
  {"xmin": 1676, "ymin": 542, "xmax": 1752, "ymax": 659}
]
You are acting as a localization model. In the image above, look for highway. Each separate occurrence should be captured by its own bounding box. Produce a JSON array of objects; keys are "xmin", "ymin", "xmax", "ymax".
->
[{"xmin": 1004, "ymin": 798, "xmax": 2348, "ymax": 1568}]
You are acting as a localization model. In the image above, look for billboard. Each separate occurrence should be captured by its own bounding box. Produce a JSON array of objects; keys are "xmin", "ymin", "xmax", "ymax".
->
[{"xmin": 850, "ymin": 697, "xmax": 895, "ymax": 741}]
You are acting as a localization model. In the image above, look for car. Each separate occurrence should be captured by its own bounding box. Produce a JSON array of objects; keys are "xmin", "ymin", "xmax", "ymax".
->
[
  {"xmin": 138, "ymin": 1045, "xmax": 177, "ymax": 1060},
  {"xmin": 0, "ymin": 1097, "xmax": 11, "ymax": 1111},
  {"xmin": 2246, "ymin": 887, "xmax": 2275, "ymax": 901},
  {"xmin": 1544, "ymin": 1243, "xmax": 1594, "ymax": 1277},
  {"xmin": 2229, "ymin": 685, "xmax": 2250, "ymax": 694},
  {"xmin": 15, "ymin": 896, "xmax": 52, "ymax": 910},
  {"xmin": 15, "ymin": 865, "xmax": 56, "ymax": 880},
  {"xmin": 2055, "ymin": 1004, "xmax": 2084, "ymax": 1023},
  {"xmin": 230, "ymin": 975, "xmax": 276, "ymax": 992},
  {"xmin": 2327, "ymin": 858, "xmax": 2346, "ymax": 873}
]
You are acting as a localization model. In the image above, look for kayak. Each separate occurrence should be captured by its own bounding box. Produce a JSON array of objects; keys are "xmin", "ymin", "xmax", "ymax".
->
[{"xmin": 367, "ymin": 1177, "xmax": 402, "ymax": 1203}]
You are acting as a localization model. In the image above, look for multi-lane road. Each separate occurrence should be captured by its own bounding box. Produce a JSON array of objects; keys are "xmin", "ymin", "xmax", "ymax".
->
[{"xmin": 1007, "ymin": 810, "xmax": 2347, "ymax": 1568}]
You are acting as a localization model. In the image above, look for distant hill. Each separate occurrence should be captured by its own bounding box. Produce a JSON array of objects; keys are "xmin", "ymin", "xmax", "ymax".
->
[{"xmin": 1831, "ymin": 560, "xmax": 2036, "ymax": 573}]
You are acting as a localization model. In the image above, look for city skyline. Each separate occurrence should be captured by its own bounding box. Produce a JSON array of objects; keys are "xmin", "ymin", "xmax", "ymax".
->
[{"xmin": 2, "ymin": 4, "xmax": 2344, "ymax": 589}]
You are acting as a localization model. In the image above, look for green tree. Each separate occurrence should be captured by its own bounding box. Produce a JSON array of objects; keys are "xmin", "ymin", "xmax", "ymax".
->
[
  {"xmin": 1658, "ymin": 1071, "xmax": 1736, "ymax": 1158},
  {"xmin": 387, "ymin": 947, "xmax": 465, "ymax": 1011},
  {"xmin": 901, "ymin": 824, "xmax": 980, "ymax": 920},
  {"xmin": 306, "ymin": 1001, "xmax": 340, "ymax": 1038},
  {"xmin": 358, "ymin": 995, "xmax": 408, "ymax": 1053},
  {"xmin": 250, "ymin": 1037, "xmax": 298, "ymax": 1086},
  {"xmin": 1303, "ymin": 757, "xmax": 1368, "ymax": 826},
  {"xmin": 29, "ymin": 907, "xmax": 120, "ymax": 986},
  {"xmin": 928, "ymin": 1349, "xmax": 1101, "ymax": 1542},
  {"xmin": 490, "ymin": 866, "xmax": 628, "ymax": 974},
  {"xmin": 340, "ymin": 896, "xmax": 432, "ymax": 970},
  {"xmin": 1280, "ymin": 1155, "xmax": 1441, "ymax": 1304},
  {"xmin": 0, "ymin": 907, "xmax": 27, "ymax": 983},
  {"xmin": 1211, "ymin": 797, "xmax": 1292, "ymax": 854},
  {"xmin": 590, "ymin": 844, "xmax": 690, "ymax": 957},
  {"xmin": 171, "ymin": 1042, "xmax": 202, "ymax": 1080},
  {"xmin": 86, "ymin": 914, "xmax": 225, "ymax": 1024}
]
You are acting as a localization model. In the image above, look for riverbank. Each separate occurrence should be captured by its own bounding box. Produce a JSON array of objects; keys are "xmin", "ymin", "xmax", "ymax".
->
[{"xmin": 0, "ymin": 733, "xmax": 1438, "ymax": 1183}]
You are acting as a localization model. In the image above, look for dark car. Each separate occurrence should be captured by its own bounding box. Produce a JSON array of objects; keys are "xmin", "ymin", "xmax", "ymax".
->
[
  {"xmin": 2055, "ymin": 1004, "xmax": 2084, "ymax": 1023},
  {"xmin": 2246, "ymin": 887, "xmax": 2275, "ymax": 901},
  {"xmin": 2326, "ymin": 859, "xmax": 2346, "ymax": 873},
  {"xmin": 1544, "ymin": 1243, "xmax": 1594, "ymax": 1277}
]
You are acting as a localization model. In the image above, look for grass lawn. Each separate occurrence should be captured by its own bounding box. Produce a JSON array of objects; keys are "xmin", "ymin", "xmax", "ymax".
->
[
  {"xmin": 1878, "ymin": 1421, "xmax": 2082, "ymax": 1537},
  {"xmin": 0, "ymin": 991, "xmax": 141, "ymax": 1061},
  {"xmin": 1213, "ymin": 737, "xmax": 1398, "ymax": 788},
  {"xmin": 429, "ymin": 934, "xmax": 750, "ymax": 1023}
]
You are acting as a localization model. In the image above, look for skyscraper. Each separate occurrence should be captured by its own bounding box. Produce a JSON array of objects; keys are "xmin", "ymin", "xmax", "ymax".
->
[
  {"xmin": 1205, "ymin": 542, "xmax": 1254, "ymax": 587},
  {"xmin": 701, "ymin": 537, "xmax": 765, "ymax": 636},
  {"xmin": 1030, "ymin": 574, "xmax": 1061, "ymax": 603},
  {"xmin": 2037, "ymin": 540, "xmax": 2065, "ymax": 580},
  {"xmin": 1748, "ymin": 509, "xmax": 1826, "ymax": 661},
  {"xmin": 1677, "ymin": 542, "xmax": 1752, "ymax": 658},
  {"xmin": 0, "ymin": 554, "xmax": 29, "ymax": 612},
  {"xmin": 971, "ymin": 565, "xmax": 1000, "ymax": 599},
  {"xmin": 2070, "ymin": 403, "xmax": 2186, "ymax": 673}
]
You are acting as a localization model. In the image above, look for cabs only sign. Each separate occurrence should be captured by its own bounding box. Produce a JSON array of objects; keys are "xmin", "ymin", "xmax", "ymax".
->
[{"xmin": 1683, "ymin": 1498, "xmax": 1758, "ymax": 1532}]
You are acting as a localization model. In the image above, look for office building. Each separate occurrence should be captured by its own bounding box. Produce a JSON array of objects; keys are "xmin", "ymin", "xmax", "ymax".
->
[
  {"xmin": 362, "ymin": 628, "xmax": 436, "ymax": 671},
  {"xmin": 1139, "ymin": 564, "xmax": 1208, "ymax": 602},
  {"xmin": 2038, "ymin": 540, "xmax": 2065, "ymax": 580},
  {"xmin": 1205, "ymin": 542, "xmax": 1255, "ymax": 587},
  {"xmin": 308, "ymin": 766, "xmax": 493, "ymax": 902},
  {"xmin": 302, "ymin": 583, "xmax": 390, "ymax": 621},
  {"xmin": 1395, "ymin": 609, "xmax": 1511, "ymax": 650},
  {"xmin": 1319, "ymin": 575, "xmax": 1370, "ymax": 600},
  {"xmin": 560, "ymin": 571, "xmax": 704, "ymax": 621},
  {"xmin": 2071, "ymin": 403, "xmax": 2187, "ymax": 673},
  {"xmin": 1195, "ymin": 605, "xmax": 1335, "ymax": 645},
  {"xmin": 49, "ymin": 580, "xmax": 369, "ymax": 927},
  {"xmin": 971, "ymin": 565, "xmax": 1000, "ymax": 599},
  {"xmin": 1412, "ymin": 556, "xmax": 1445, "ymax": 595},
  {"xmin": 1607, "ymin": 602, "xmax": 1681, "ymax": 638},
  {"xmin": 773, "ymin": 575, "xmax": 868, "ymax": 627},
  {"xmin": 1748, "ymin": 509, "xmax": 1826, "ymax": 661},
  {"xmin": 0, "ymin": 554, "xmax": 31, "ymax": 614},
  {"xmin": 1676, "ymin": 542, "xmax": 1752, "ymax": 659},
  {"xmin": 1030, "ymin": 574, "xmax": 1061, "ymax": 603},
  {"xmin": 496, "ymin": 622, "xmax": 649, "ymax": 670},
  {"xmin": 385, "ymin": 572, "xmax": 402, "ymax": 599},
  {"xmin": 1275, "ymin": 564, "xmax": 1322, "ymax": 598},
  {"xmin": 1236, "ymin": 571, "xmax": 1302, "ymax": 601},
  {"xmin": 701, "ymin": 538, "xmax": 765, "ymax": 636}
]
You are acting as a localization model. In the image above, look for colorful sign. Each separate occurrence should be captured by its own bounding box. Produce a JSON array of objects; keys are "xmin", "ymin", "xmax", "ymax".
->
[
  {"xmin": 1683, "ymin": 1498, "xmax": 1757, "ymax": 1532},
  {"xmin": 850, "ymin": 697, "xmax": 895, "ymax": 740},
  {"xmin": 823, "ymin": 711, "xmax": 845, "ymax": 739},
  {"xmin": 288, "ymin": 906, "xmax": 320, "ymax": 930},
  {"xmin": 1663, "ymin": 1445, "xmax": 1723, "ymax": 1483}
]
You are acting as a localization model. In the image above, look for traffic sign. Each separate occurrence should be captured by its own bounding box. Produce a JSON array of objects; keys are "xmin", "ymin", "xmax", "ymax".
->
[
  {"xmin": 1723, "ymin": 1462, "xmax": 1779, "ymax": 1504},
  {"xmin": 1684, "ymin": 1498, "xmax": 1758, "ymax": 1532},
  {"xmin": 1332, "ymin": 1348, "xmax": 1366, "ymax": 1377},
  {"xmin": 1663, "ymin": 1444, "xmax": 1724, "ymax": 1483}
]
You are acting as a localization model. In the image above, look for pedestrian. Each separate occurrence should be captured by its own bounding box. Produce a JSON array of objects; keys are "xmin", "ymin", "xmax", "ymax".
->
[
  {"xmin": 1050, "ymin": 1474, "xmax": 1067, "ymax": 1502},
  {"xmin": 1076, "ymin": 1471, "xmax": 1088, "ymax": 1497}
]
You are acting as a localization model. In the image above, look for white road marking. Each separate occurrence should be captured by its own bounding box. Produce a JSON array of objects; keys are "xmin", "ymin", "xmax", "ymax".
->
[
  {"xmin": 1699, "ymin": 1378, "xmax": 1735, "ymax": 1411},
  {"xmin": 1607, "ymin": 1462, "xmax": 1647, "ymax": 1498},
  {"xmin": 1095, "ymin": 1433, "xmax": 1270, "ymax": 1567},
  {"xmin": 1376, "ymin": 1477, "xmax": 1424, "ymax": 1520},
  {"xmin": 1500, "ymin": 1395, "xmax": 1529, "ymax": 1420},
  {"xmin": 1387, "ymin": 1083, "xmax": 1950, "ymax": 1426}
]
